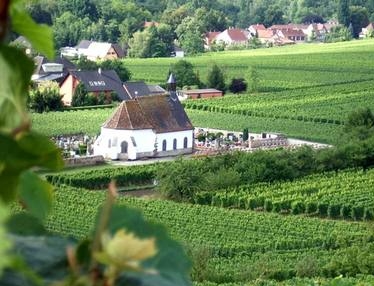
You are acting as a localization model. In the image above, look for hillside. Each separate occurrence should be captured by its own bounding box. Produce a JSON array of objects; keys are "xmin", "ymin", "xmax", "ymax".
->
[{"xmin": 32, "ymin": 40, "xmax": 374, "ymax": 143}]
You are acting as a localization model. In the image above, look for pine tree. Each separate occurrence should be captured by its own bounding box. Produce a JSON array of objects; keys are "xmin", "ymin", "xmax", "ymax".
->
[
  {"xmin": 207, "ymin": 64, "xmax": 226, "ymax": 91},
  {"xmin": 338, "ymin": 0, "xmax": 350, "ymax": 27}
]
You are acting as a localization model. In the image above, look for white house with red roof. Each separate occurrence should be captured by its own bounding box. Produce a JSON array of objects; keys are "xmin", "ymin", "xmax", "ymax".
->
[
  {"xmin": 248, "ymin": 24, "xmax": 266, "ymax": 36},
  {"xmin": 214, "ymin": 28, "xmax": 251, "ymax": 46}
]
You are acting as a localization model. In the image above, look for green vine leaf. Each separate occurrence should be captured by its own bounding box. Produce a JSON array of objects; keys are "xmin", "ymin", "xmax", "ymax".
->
[
  {"xmin": 17, "ymin": 131, "xmax": 64, "ymax": 171},
  {"xmin": 18, "ymin": 171, "xmax": 54, "ymax": 221},
  {"xmin": 9, "ymin": 0, "xmax": 54, "ymax": 59},
  {"xmin": 0, "ymin": 45, "xmax": 34, "ymax": 133},
  {"xmin": 0, "ymin": 132, "xmax": 63, "ymax": 203},
  {"xmin": 102, "ymin": 205, "xmax": 192, "ymax": 286}
]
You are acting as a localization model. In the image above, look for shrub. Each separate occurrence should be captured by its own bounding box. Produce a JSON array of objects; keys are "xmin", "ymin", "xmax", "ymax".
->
[
  {"xmin": 228, "ymin": 78, "xmax": 247, "ymax": 94},
  {"xmin": 29, "ymin": 81, "xmax": 63, "ymax": 112}
]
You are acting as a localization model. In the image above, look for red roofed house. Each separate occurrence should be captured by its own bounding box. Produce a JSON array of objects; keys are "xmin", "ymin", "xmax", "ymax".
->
[
  {"xmin": 214, "ymin": 28, "xmax": 251, "ymax": 46},
  {"xmin": 204, "ymin": 31, "xmax": 221, "ymax": 49},
  {"xmin": 360, "ymin": 23, "xmax": 374, "ymax": 38},
  {"xmin": 248, "ymin": 24, "xmax": 266, "ymax": 36},
  {"xmin": 276, "ymin": 29, "xmax": 306, "ymax": 43}
]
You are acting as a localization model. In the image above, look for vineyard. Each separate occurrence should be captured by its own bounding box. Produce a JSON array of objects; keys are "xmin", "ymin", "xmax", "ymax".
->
[
  {"xmin": 194, "ymin": 168, "xmax": 374, "ymax": 220},
  {"xmin": 46, "ymin": 185, "xmax": 374, "ymax": 284},
  {"xmin": 46, "ymin": 164, "xmax": 157, "ymax": 189},
  {"xmin": 27, "ymin": 40, "xmax": 374, "ymax": 285},
  {"xmin": 31, "ymin": 40, "xmax": 374, "ymax": 143}
]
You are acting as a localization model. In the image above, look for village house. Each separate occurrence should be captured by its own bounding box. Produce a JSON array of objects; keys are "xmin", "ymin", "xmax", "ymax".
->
[
  {"xmin": 93, "ymin": 75, "xmax": 194, "ymax": 160},
  {"xmin": 213, "ymin": 28, "xmax": 251, "ymax": 46},
  {"xmin": 276, "ymin": 28, "xmax": 306, "ymax": 43},
  {"xmin": 303, "ymin": 23, "xmax": 328, "ymax": 41},
  {"xmin": 32, "ymin": 55, "xmax": 76, "ymax": 83},
  {"xmin": 61, "ymin": 40, "xmax": 125, "ymax": 61},
  {"xmin": 204, "ymin": 31, "xmax": 221, "ymax": 50},
  {"xmin": 360, "ymin": 23, "xmax": 374, "ymax": 38},
  {"xmin": 248, "ymin": 24, "xmax": 267, "ymax": 37},
  {"xmin": 59, "ymin": 69, "xmax": 130, "ymax": 106}
]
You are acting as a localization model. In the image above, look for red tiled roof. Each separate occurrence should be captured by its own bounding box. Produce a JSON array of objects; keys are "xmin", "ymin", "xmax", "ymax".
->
[
  {"xmin": 226, "ymin": 28, "xmax": 248, "ymax": 41},
  {"xmin": 257, "ymin": 29, "xmax": 274, "ymax": 39},
  {"xmin": 366, "ymin": 23, "xmax": 374, "ymax": 30},
  {"xmin": 104, "ymin": 94, "xmax": 193, "ymax": 133},
  {"xmin": 144, "ymin": 21, "xmax": 159, "ymax": 28},
  {"xmin": 279, "ymin": 29, "xmax": 305, "ymax": 37},
  {"xmin": 206, "ymin": 31, "xmax": 220, "ymax": 44},
  {"xmin": 250, "ymin": 24, "xmax": 266, "ymax": 30},
  {"xmin": 103, "ymin": 100, "xmax": 153, "ymax": 130}
]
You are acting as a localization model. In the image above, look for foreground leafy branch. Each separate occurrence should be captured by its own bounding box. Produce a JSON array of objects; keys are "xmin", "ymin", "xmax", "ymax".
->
[{"xmin": 0, "ymin": 1, "xmax": 191, "ymax": 285}]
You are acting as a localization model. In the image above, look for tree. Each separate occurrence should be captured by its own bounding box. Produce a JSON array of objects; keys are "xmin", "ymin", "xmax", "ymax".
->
[
  {"xmin": 76, "ymin": 56, "xmax": 99, "ymax": 70},
  {"xmin": 29, "ymin": 81, "xmax": 63, "ymax": 113},
  {"xmin": 247, "ymin": 66, "xmax": 259, "ymax": 93},
  {"xmin": 206, "ymin": 64, "xmax": 226, "ymax": 91},
  {"xmin": 53, "ymin": 11, "xmax": 92, "ymax": 48},
  {"xmin": 71, "ymin": 83, "xmax": 90, "ymax": 106},
  {"xmin": 263, "ymin": 5, "xmax": 285, "ymax": 27},
  {"xmin": 338, "ymin": 0, "xmax": 351, "ymax": 27},
  {"xmin": 100, "ymin": 59, "xmax": 131, "ymax": 82},
  {"xmin": 128, "ymin": 29, "xmax": 152, "ymax": 58},
  {"xmin": 176, "ymin": 16, "xmax": 205, "ymax": 55},
  {"xmin": 349, "ymin": 6, "xmax": 369, "ymax": 38},
  {"xmin": 344, "ymin": 108, "xmax": 374, "ymax": 140},
  {"xmin": 169, "ymin": 60, "xmax": 201, "ymax": 88},
  {"xmin": 243, "ymin": 128, "xmax": 249, "ymax": 141},
  {"xmin": 229, "ymin": 78, "xmax": 247, "ymax": 94}
]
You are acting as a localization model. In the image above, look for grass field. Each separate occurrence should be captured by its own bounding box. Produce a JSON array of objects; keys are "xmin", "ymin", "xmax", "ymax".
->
[{"xmin": 32, "ymin": 40, "xmax": 374, "ymax": 143}]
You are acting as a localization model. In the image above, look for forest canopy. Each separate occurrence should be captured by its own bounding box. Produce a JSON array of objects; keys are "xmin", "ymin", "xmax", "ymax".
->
[{"xmin": 25, "ymin": 0, "xmax": 374, "ymax": 50}]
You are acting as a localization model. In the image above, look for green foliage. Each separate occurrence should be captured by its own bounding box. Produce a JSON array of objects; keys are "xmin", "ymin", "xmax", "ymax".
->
[
  {"xmin": 75, "ymin": 56, "xmax": 99, "ymax": 70},
  {"xmin": 338, "ymin": 0, "xmax": 351, "ymax": 27},
  {"xmin": 0, "ymin": 203, "xmax": 12, "ymax": 277},
  {"xmin": 350, "ymin": 6, "xmax": 370, "ymax": 38},
  {"xmin": 128, "ymin": 24, "xmax": 174, "ymax": 58},
  {"xmin": 71, "ymin": 83, "xmax": 92, "ymax": 107},
  {"xmin": 206, "ymin": 64, "xmax": 226, "ymax": 91},
  {"xmin": 176, "ymin": 16, "xmax": 205, "ymax": 55},
  {"xmin": 41, "ymin": 186, "xmax": 374, "ymax": 283},
  {"xmin": 228, "ymin": 78, "xmax": 247, "ymax": 94},
  {"xmin": 29, "ymin": 81, "xmax": 63, "ymax": 113},
  {"xmin": 242, "ymin": 128, "xmax": 249, "ymax": 141},
  {"xmin": 10, "ymin": 0, "xmax": 54, "ymax": 59},
  {"xmin": 344, "ymin": 107, "xmax": 374, "ymax": 140},
  {"xmin": 2, "ymin": 3, "xmax": 191, "ymax": 286},
  {"xmin": 99, "ymin": 59, "xmax": 131, "ymax": 82},
  {"xmin": 157, "ymin": 158, "xmax": 206, "ymax": 201},
  {"xmin": 325, "ymin": 26, "xmax": 353, "ymax": 42},
  {"xmin": 170, "ymin": 60, "xmax": 201, "ymax": 88},
  {"xmin": 46, "ymin": 165, "xmax": 157, "ymax": 190}
]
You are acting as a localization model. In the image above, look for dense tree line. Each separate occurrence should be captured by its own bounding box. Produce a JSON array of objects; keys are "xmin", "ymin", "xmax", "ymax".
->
[{"xmin": 26, "ymin": 0, "xmax": 374, "ymax": 55}]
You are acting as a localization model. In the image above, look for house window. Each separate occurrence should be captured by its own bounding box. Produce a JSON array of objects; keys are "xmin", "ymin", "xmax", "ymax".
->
[
  {"xmin": 173, "ymin": 139, "xmax": 177, "ymax": 150},
  {"xmin": 108, "ymin": 139, "xmax": 111, "ymax": 148},
  {"xmin": 184, "ymin": 137, "xmax": 188, "ymax": 148},
  {"xmin": 162, "ymin": 140, "xmax": 167, "ymax": 151},
  {"xmin": 121, "ymin": 141, "xmax": 128, "ymax": 153}
]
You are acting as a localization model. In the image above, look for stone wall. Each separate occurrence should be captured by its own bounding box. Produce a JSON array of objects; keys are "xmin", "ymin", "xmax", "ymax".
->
[{"xmin": 64, "ymin": 155, "xmax": 105, "ymax": 167}]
